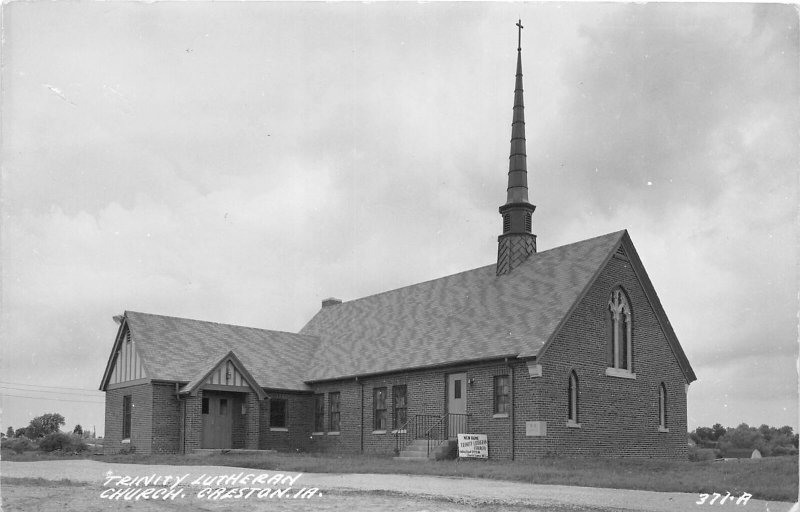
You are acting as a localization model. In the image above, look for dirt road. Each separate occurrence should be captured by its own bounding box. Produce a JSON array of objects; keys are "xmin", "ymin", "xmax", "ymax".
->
[{"xmin": 2, "ymin": 460, "xmax": 796, "ymax": 512}]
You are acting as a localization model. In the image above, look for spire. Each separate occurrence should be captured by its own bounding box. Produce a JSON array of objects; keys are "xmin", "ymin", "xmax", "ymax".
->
[{"xmin": 497, "ymin": 20, "xmax": 537, "ymax": 276}]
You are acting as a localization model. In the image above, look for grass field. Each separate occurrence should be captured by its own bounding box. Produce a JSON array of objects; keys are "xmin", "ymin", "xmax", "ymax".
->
[{"xmin": 2, "ymin": 449, "xmax": 797, "ymax": 502}]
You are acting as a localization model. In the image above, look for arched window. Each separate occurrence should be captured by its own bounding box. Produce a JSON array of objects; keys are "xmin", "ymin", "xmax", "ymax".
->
[
  {"xmin": 608, "ymin": 288, "xmax": 632, "ymax": 371},
  {"xmin": 567, "ymin": 371, "xmax": 579, "ymax": 424},
  {"xmin": 658, "ymin": 383, "xmax": 668, "ymax": 430}
]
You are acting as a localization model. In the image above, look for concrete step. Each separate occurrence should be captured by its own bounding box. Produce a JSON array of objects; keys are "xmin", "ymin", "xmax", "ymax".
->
[{"xmin": 393, "ymin": 456, "xmax": 433, "ymax": 461}]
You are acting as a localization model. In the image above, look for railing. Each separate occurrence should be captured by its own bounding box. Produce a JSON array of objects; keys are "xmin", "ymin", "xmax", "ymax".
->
[{"xmin": 394, "ymin": 413, "xmax": 471, "ymax": 457}]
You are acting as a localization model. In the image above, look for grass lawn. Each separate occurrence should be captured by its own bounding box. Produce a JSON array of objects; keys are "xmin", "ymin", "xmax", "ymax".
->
[{"xmin": 2, "ymin": 449, "xmax": 797, "ymax": 502}]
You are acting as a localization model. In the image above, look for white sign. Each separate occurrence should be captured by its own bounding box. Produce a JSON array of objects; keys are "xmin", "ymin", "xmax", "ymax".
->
[
  {"xmin": 525, "ymin": 421, "xmax": 547, "ymax": 437},
  {"xmin": 457, "ymin": 434, "xmax": 488, "ymax": 459}
]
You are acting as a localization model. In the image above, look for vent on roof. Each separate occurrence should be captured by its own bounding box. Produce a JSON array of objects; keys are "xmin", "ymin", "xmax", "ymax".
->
[
  {"xmin": 524, "ymin": 212, "xmax": 531, "ymax": 232},
  {"xmin": 322, "ymin": 297, "xmax": 342, "ymax": 308},
  {"xmin": 503, "ymin": 214, "xmax": 511, "ymax": 233}
]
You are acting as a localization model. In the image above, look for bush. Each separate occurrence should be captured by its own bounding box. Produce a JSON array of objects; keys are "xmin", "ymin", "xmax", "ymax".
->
[
  {"xmin": 688, "ymin": 446, "xmax": 719, "ymax": 461},
  {"xmin": 38, "ymin": 432, "xmax": 87, "ymax": 453},
  {"xmin": 1, "ymin": 436, "xmax": 38, "ymax": 454}
]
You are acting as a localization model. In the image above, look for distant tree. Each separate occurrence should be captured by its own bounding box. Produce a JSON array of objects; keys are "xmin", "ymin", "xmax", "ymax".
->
[
  {"xmin": 14, "ymin": 427, "xmax": 27, "ymax": 438},
  {"xmin": 25, "ymin": 413, "xmax": 65, "ymax": 439},
  {"xmin": 711, "ymin": 423, "xmax": 726, "ymax": 441},
  {"xmin": 778, "ymin": 425, "xmax": 794, "ymax": 437},
  {"xmin": 6, "ymin": 426, "xmax": 14, "ymax": 438},
  {"xmin": 73, "ymin": 424, "xmax": 83, "ymax": 436}
]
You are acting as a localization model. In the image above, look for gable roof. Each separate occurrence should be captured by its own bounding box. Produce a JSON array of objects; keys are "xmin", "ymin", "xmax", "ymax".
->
[
  {"xmin": 178, "ymin": 351, "xmax": 267, "ymax": 400},
  {"xmin": 102, "ymin": 229, "xmax": 696, "ymax": 389},
  {"xmin": 300, "ymin": 230, "xmax": 628, "ymax": 381},
  {"xmin": 109, "ymin": 311, "xmax": 320, "ymax": 391}
]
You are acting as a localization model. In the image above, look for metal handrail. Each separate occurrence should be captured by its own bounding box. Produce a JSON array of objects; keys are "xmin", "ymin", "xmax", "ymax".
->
[{"xmin": 395, "ymin": 413, "xmax": 471, "ymax": 456}]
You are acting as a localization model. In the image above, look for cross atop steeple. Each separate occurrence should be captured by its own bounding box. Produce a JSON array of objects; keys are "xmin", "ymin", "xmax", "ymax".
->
[{"xmin": 516, "ymin": 19, "xmax": 523, "ymax": 51}]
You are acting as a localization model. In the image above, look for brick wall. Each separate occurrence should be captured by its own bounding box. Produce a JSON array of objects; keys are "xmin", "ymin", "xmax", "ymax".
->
[
  {"xmin": 104, "ymin": 383, "xmax": 153, "ymax": 455},
  {"xmin": 512, "ymin": 252, "xmax": 689, "ymax": 459},
  {"xmin": 151, "ymin": 383, "xmax": 181, "ymax": 454},
  {"xmin": 305, "ymin": 363, "xmax": 521, "ymax": 456},
  {"xmin": 259, "ymin": 391, "xmax": 313, "ymax": 452}
]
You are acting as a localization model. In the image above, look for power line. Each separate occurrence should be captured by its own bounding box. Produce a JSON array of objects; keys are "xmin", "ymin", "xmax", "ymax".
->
[
  {"xmin": 0, "ymin": 393, "xmax": 105, "ymax": 404},
  {"xmin": 0, "ymin": 386, "xmax": 104, "ymax": 397},
  {"xmin": 0, "ymin": 381, "xmax": 102, "ymax": 393}
]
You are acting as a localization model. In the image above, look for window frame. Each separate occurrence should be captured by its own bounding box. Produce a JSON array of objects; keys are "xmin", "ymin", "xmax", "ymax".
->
[
  {"xmin": 567, "ymin": 371, "xmax": 580, "ymax": 426},
  {"xmin": 392, "ymin": 385, "xmax": 407, "ymax": 430},
  {"xmin": 329, "ymin": 392, "xmax": 341, "ymax": 432},
  {"xmin": 607, "ymin": 288, "xmax": 634, "ymax": 375},
  {"xmin": 270, "ymin": 398, "xmax": 288, "ymax": 428},
  {"xmin": 313, "ymin": 394, "xmax": 325, "ymax": 432},
  {"xmin": 373, "ymin": 387, "xmax": 387, "ymax": 431},
  {"xmin": 122, "ymin": 395, "xmax": 132, "ymax": 440},
  {"xmin": 658, "ymin": 383, "xmax": 668, "ymax": 431},
  {"xmin": 493, "ymin": 375, "xmax": 510, "ymax": 416}
]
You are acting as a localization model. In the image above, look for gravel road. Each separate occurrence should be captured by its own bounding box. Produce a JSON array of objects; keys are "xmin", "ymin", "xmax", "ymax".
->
[{"xmin": 2, "ymin": 460, "xmax": 796, "ymax": 512}]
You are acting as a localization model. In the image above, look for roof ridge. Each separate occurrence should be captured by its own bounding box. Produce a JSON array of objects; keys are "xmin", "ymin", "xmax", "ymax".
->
[
  {"xmin": 322, "ymin": 230, "xmax": 627, "ymax": 309},
  {"xmin": 124, "ymin": 310, "xmax": 319, "ymax": 339}
]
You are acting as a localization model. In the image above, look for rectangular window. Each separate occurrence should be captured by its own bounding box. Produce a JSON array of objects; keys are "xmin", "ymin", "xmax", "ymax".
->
[
  {"xmin": 219, "ymin": 398, "xmax": 228, "ymax": 416},
  {"xmin": 494, "ymin": 376, "xmax": 510, "ymax": 415},
  {"xmin": 454, "ymin": 379, "xmax": 462, "ymax": 399},
  {"xmin": 329, "ymin": 392, "xmax": 341, "ymax": 432},
  {"xmin": 393, "ymin": 385, "xmax": 407, "ymax": 429},
  {"xmin": 373, "ymin": 387, "xmax": 387, "ymax": 430},
  {"xmin": 122, "ymin": 395, "xmax": 132, "ymax": 439},
  {"xmin": 314, "ymin": 394, "xmax": 325, "ymax": 432},
  {"xmin": 270, "ymin": 398, "xmax": 287, "ymax": 428},
  {"xmin": 201, "ymin": 397, "xmax": 209, "ymax": 415}
]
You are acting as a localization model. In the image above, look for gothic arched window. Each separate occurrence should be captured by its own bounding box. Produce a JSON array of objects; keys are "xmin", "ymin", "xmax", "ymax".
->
[
  {"xmin": 567, "ymin": 370, "xmax": 579, "ymax": 425},
  {"xmin": 608, "ymin": 288, "xmax": 633, "ymax": 372},
  {"xmin": 658, "ymin": 383, "xmax": 668, "ymax": 431}
]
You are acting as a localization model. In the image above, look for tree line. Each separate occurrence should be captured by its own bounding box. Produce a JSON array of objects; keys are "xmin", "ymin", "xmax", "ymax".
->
[{"xmin": 691, "ymin": 423, "xmax": 799, "ymax": 456}]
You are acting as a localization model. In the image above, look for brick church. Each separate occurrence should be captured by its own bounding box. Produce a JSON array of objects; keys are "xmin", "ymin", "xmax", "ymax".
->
[{"xmin": 100, "ymin": 24, "xmax": 696, "ymax": 460}]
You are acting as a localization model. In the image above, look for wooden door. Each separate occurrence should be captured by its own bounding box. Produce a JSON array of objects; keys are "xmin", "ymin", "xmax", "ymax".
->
[
  {"xmin": 447, "ymin": 373, "xmax": 467, "ymax": 438},
  {"xmin": 201, "ymin": 394, "xmax": 233, "ymax": 448}
]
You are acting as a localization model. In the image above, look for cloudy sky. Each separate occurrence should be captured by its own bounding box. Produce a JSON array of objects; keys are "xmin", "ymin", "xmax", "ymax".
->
[{"xmin": 1, "ymin": 3, "xmax": 797, "ymax": 437}]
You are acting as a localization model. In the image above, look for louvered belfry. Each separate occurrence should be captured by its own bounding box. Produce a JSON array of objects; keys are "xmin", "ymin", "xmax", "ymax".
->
[{"xmin": 497, "ymin": 20, "xmax": 537, "ymax": 276}]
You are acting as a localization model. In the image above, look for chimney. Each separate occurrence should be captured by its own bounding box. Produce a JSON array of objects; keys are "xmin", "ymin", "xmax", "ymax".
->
[{"xmin": 321, "ymin": 297, "xmax": 342, "ymax": 308}]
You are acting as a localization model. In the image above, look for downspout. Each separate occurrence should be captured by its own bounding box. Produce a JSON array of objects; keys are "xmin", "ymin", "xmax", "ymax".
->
[
  {"xmin": 175, "ymin": 383, "xmax": 186, "ymax": 455},
  {"xmin": 357, "ymin": 377, "xmax": 364, "ymax": 453},
  {"xmin": 506, "ymin": 358, "xmax": 515, "ymax": 460}
]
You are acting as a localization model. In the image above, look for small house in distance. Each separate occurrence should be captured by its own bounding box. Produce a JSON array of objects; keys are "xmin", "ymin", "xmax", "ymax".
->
[{"xmin": 100, "ymin": 23, "xmax": 696, "ymax": 460}]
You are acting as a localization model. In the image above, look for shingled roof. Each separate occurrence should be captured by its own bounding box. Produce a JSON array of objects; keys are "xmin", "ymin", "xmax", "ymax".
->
[
  {"xmin": 300, "ymin": 230, "xmax": 627, "ymax": 381},
  {"xmin": 119, "ymin": 312, "xmax": 319, "ymax": 391},
  {"xmin": 103, "ymin": 229, "xmax": 695, "ymax": 390}
]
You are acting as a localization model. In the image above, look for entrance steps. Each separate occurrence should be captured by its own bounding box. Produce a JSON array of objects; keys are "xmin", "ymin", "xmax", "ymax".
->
[
  {"xmin": 192, "ymin": 448, "xmax": 276, "ymax": 456},
  {"xmin": 393, "ymin": 439, "xmax": 457, "ymax": 461}
]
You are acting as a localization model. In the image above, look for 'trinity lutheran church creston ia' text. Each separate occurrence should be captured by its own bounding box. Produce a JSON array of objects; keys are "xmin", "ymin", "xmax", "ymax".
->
[{"xmin": 99, "ymin": 22, "xmax": 696, "ymax": 460}]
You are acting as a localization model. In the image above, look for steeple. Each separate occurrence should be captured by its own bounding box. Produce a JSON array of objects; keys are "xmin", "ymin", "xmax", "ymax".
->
[{"xmin": 497, "ymin": 20, "xmax": 537, "ymax": 276}]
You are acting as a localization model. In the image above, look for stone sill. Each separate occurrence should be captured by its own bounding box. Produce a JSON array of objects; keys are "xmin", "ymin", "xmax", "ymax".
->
[
  {"xmin": 493, "ymin": 413, "xmax": 509, "ymax": 419},
  {"xmin": 121, "ymin": 438, "xmax": 131, "ymax": 444},
  {"xmin": 269, "ymin": 427, "xmax": 288, "ymax": 432},
  {"xmin": 566, "ymin": 421, "xmax": 581, "ymax": 429},
  {"xmin": 327, "ymin": 431, "xmax": 341, "ymax": 436},
  {"xmin": 605, "ymin": 367, "xmax": 636, "ymax": 380},
  {"xmin": 659, "ymin": 426, "xmax": 670, "ymax": 433},
  {"xmin": 311, "ymin": 432, "xmax": 325, "ymax": 436},
  {"xmin": 372, "ymin": 430, "xmax": 387, "ymax": 435},
  {"xmin": 390, "ymin": 429, "xmax": 407, "ymax": 435}
]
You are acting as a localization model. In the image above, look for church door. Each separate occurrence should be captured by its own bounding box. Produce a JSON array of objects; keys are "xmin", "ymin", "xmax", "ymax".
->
[
  {"xmin": 201, "ymin": 393, "xmax": 233, "ymax": 449},
  {"xmin": 446, "ymin": 372, "xmax": 467, "ymax": 438}
]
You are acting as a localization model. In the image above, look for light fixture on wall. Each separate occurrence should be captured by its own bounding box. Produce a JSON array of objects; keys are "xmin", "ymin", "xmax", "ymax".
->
[{"xmin": 468, "ymin": 378, "xmax": 475, "ymax": 388}]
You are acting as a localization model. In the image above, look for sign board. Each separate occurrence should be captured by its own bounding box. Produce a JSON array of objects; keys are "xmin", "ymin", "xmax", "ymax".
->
[
  {"xmin": 525, "ymin": 421, "xmax": 547, "ymax": 437},
  {"xmin": 457, "ymin": 434, "xmax": 488, "ymax": 459}
]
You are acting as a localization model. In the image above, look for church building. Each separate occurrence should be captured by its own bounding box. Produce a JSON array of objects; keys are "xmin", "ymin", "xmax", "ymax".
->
[{"xmin": 100, "ymin": 24, "xmax": 696, "ymax": 460}]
